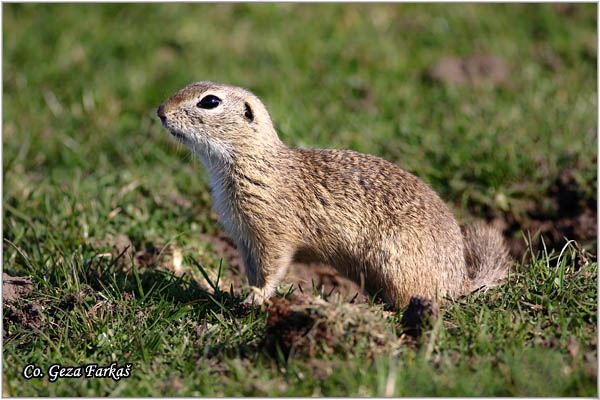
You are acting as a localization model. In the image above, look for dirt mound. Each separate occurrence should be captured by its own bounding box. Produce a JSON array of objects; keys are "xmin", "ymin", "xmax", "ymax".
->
[
  {"xmin": 4, "ymin": 302, "xmax": 42, "ymax": 331},
  {"xmin": 3, "ymin": 273, "xmax": 33, "ymax": 304},
  {"xmin": 263, "ymin": 296, "xmax": 399, "ymax": 359},
  {"xmin": 263, "ymin": 296, "xmax": 333, "ymax": 357},
  {"xmin": 493, "ymin": 168, "xmax": 597, "ymax": 259},
  {"xmin": 426, "ymin": 55, "xmax": 508, "ymax": 86},
  {"xmin": 3, "ymin": 274, "xmax": 42, "ymax": 331}
]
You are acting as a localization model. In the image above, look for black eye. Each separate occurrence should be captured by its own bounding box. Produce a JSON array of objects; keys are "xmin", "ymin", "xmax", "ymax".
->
[{"xmin": 197, "ymin": 95, "xmax": 221, "ymax": 109}]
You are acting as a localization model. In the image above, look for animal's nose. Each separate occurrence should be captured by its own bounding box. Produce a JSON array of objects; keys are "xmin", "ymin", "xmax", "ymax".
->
[{"xmin": 156, "ymin": 104, "xmax": 166, "ymax": 122}]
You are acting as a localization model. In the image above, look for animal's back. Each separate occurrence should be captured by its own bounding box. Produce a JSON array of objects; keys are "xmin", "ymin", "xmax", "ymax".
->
[{"xmin": 276, "ymin": 148, "xmax": 469, "ymax": 305}]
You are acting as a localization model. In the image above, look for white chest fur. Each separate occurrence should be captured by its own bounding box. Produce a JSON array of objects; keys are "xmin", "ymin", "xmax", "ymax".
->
[{"xmin": 195, "ymin": 150, "xmax": 249, "ymax": 251}]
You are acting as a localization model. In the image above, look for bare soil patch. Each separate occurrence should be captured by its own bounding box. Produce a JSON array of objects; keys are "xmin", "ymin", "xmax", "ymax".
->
[
  {"xmin": 3, "ymin": 302, "xmax": 42, "ymax": 331},
  {"xmin": 262, "ymin": 296, "xmax": 400, "ymax": 359},
  {"xmin": 104, "ymin": 234, "xmax": 184, "ymax": 273},
  {"xmin": 426, "ymin": 55, "xmax": 508, "ymax": 86},
  {"xmin": 490, "ymin": 168, "xmax": 597, "ymax": 259},
  {"xmin": 198, "ymin": 232, "xmax": 368, "ymax": 303},
  {"xmin": 3, "ymin": 273, "xmax": 33, "ymax": 304},
  {"xmin": 3, "ymin": 273, "xmax": 42, "ymax": 331},
  {"xmin": 263, "ymin": 296, "xmax": 332, "ymax": 358}
]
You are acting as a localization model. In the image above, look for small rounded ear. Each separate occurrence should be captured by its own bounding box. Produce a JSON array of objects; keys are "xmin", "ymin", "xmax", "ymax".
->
[{"xmin": 244, "ymin": 102, "xmax": 254, "ymax": 122}]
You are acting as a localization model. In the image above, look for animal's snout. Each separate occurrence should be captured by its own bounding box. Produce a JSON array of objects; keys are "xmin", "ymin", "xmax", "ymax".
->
[{"xmin": 156, "ymin": 104, "xmax": 166, "ymax": 122}]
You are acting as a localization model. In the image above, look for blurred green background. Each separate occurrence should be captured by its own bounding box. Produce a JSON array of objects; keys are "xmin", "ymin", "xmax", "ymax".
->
[{"xmin": 3, "ymin": 3, "xmax": 597, "ymax": 396}]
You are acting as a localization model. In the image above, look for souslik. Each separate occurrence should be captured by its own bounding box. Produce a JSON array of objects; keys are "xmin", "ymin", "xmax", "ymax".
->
[{"xmin": 157, "ymin": 81, "xmax": 511, "ymax": 308}]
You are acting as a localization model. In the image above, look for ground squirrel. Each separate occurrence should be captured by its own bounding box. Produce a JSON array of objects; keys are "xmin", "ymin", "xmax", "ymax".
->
[{"xmin": 157, "ymin": 81, "xmax": 511, "ymax": 308}]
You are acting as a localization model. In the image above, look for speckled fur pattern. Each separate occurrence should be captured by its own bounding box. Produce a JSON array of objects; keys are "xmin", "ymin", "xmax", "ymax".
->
[{"xmin": 157, "ymin": 81, "xmax": 512, "ymax": 308}]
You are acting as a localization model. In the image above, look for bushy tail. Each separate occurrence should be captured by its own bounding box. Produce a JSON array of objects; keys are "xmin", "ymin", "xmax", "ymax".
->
[{"xmin": 462, "ymin": 221, "xmax": 512, "ymax": 294}]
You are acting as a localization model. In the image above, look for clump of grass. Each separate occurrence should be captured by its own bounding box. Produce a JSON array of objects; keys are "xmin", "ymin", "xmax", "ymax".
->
[{"xmin": 3, "ymin": 232, "xmax": 596, "ymax": 396}]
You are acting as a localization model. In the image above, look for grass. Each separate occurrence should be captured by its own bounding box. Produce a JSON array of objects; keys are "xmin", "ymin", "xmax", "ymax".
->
[{"xmin": 3, "ymin": 3, "xmax": 597, "ymax": 396}]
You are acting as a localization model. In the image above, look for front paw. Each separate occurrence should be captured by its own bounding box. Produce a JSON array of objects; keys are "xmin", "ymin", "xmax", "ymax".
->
[
  {"xmin": 242, "ymin": 286, "xmax": 273, "ymax": 307},
  {"xmin": 242, "ymin": 293, "xmax": 264, "ymax": 307}
]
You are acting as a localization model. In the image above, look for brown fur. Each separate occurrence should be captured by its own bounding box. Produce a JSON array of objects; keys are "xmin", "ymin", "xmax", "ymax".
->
[{"xmin": 157, "ymin": 81, "xmax": 512, "ymax": 308}]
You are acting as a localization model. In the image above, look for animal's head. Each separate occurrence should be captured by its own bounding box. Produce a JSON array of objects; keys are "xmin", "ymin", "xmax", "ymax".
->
[{"xmin": 157, "ymin": 81, "xmax": 281, "ymax": 164}]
